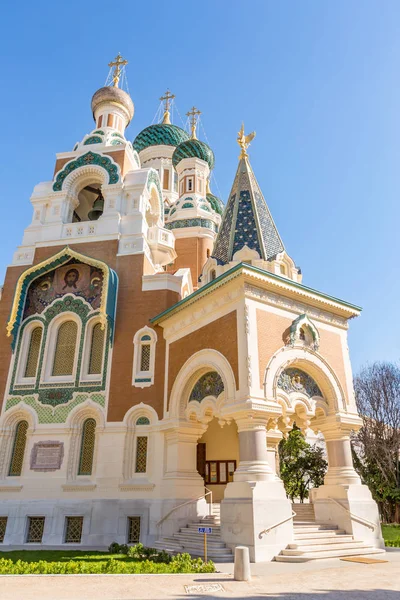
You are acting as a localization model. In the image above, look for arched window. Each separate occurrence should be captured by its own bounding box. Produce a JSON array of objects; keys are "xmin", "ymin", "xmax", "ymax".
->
[
  {"xmin": 78, "ymin": 418, "xmax": 96, "ymax": 476},
  {"xmin": 88, "ymin": 323, "xmax": 105, "ymax": 375},
  {"xmin": 140, "ymin": 336, "xmax": 151, "ymax": 372},
  {"xmin": 132, "ymin": 328, "xmax": 157, "ymax": 388},
  {"xmin": 52, "ymin": 321, "xmax": 78, "ymax": 376},
  {"xmin": 8, "ymin": 420, "xmax": 28, "ymax": 476},
  {"xmin": 135, "ymin": 436, "xmax": 148, "ymax": 473},
  {"xmin": 24, "ymin": 326, "xmax": 42, "ymax": 378}
]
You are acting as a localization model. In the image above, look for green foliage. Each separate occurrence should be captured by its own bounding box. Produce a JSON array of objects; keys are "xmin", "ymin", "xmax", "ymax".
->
[
  {"xmin": 279, "ymin": 425, "xmax": 327, "ymax": 501},
  {"xmin": 382, "ymin": 524, "xmax": 400, "ymax": 546},
  {"xmin": 0, "ymin": 551, "xmax": 215, "ymax": 575}
]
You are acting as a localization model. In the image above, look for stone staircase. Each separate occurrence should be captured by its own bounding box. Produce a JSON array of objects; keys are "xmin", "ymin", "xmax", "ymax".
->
[
  {"xmin": 154, "ymin": 503, "xmax": 234, "ymax": 563},
  {"xmin": 274, "ymin": 503, "xmax": 385, "ymax": 562}
]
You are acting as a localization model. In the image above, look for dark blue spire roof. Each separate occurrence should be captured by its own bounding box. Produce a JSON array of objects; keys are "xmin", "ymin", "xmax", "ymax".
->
[{"xmin": 212, "ymin": 157, "xmax": 284, "ymax": 264}]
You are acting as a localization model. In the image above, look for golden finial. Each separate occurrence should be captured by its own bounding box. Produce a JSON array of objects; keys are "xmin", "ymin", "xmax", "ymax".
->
[
  {"xmin": 160, "ymin": 89, "xmax": 175, "ymax": 124},
  {"xmin": 108, "ymin": 53, "xmax": 128, "ymax": 88},
  {"xmin": 237, "ymin": 122, "xmax": 256, "ymax": 158},
  {"xmin": 186, "ymin": 106, "xmax": 201, "ymax": 139}
]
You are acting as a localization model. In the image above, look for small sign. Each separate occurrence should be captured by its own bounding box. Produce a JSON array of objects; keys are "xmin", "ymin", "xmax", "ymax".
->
[
  {"xmin": 30, "ymin": 441, "xmax": 64, "ymax": 472},
  {"xmin": 198, "ymin": 527, "xmax": 212, "ymax": 534}
]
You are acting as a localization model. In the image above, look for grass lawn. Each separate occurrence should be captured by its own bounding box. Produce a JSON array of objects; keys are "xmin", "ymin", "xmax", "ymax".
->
[{"xmin": 382, "ymin": 524, "xmax": 400, "ymax": 545}]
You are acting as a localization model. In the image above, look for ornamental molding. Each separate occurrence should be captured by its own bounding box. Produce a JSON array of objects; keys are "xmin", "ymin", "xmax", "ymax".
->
[
  {"xmin": 119, "ymin": 482, "xmax": 155, "ymax": 492},
  {"xmin": 0, "ymin": 485, "xmax": 23, "ymax": 492},
  {"xmin": 62, "ymin": 483, "xmax": 97, "ymax": 492},
  {"xmin": 53, "ymin": 152, "xmax": 120, "ymax": 192},
  {"xmin": 244, "ymin": 283, "xmax": 348, "ymax": 329}
]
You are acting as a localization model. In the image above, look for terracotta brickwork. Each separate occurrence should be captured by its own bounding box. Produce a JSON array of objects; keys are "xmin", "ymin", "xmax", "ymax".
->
[
  {"xmin": 166, "ymin": 237, "xmax": 214, "ymax": 289},
  {"xmin": 53, "ymin": 148, "xmax": 134, "ymax": 179},
  {"xmin": 256, "ymin": 308, "xmax": 349, "ymax": 398},
  {"xmin": 167, "ymin": 310, "xmax": 239, "ymax": 407},
  {"xmin": 0, "ymin": 241, "xmax": 179, "ymax": 421}
]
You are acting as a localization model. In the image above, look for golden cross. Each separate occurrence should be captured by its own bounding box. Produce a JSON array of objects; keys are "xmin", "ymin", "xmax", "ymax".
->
[
  {"xmin": 108, "ymin": 53, "xmax": 128, "ymax": 88},
  {"xmin": 186, "ymin": 106, "xmax": 201, "ymax": 139},
  {"xmin": 160, "ymin": 89, "xmax": 175, "ymax": 124}
]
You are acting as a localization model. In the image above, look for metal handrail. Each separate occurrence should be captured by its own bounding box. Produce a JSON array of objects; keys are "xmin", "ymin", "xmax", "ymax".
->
[
  {"xmin": 327, "ymin": 497, "xmax": 376, "ymax": 531},
  {"xmin": 259, "ymin": 510, "xmax": 296, "ymax": 538},
  {"xmin": 156, "ymin": 487, "xmax": 213, "ymax": 530}
]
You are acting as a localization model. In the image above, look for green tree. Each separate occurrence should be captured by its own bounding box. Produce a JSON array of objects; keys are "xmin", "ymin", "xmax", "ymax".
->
[{"xmin": 278, "ymin": 426, "xmax": 327, "ymax": 502}]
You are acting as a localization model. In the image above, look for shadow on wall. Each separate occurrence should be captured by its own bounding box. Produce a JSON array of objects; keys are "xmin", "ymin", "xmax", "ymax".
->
[{"xmin": 171, "ymin": 591, "xmax": 400, "ymax": 600}]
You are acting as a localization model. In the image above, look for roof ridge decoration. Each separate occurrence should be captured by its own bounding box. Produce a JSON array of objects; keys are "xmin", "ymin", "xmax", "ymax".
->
[{"xmin": 212, "ymin": 137, "xmax": 285, "ymax": 264}]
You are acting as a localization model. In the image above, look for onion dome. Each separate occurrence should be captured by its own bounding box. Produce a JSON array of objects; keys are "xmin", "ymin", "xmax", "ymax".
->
[
  {"xmin": 133, "ymin": 124, "xmax": 190, "ymax": 154},
  {"xmin": 172, "ymin": 139, "xmax": 215, "ymax": 170},
  {"xmin": 91, "ymin": 86, "xmax": 134, "ymax": 124},
  {"xmin": 206, "ymin": 192, "xmax": 224, "ymax": 216}
]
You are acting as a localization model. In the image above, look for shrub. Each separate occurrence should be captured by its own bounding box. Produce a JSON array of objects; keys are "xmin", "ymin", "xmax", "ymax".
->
[{"xmin": 0, "ymin": 553, "xmax": 215, "ymax": 575}]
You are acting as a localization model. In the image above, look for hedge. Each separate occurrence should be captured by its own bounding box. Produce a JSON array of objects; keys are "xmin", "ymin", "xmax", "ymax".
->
[{"xmin": 0, "ymin": 553, "xmax": 215, "ymax": 575}]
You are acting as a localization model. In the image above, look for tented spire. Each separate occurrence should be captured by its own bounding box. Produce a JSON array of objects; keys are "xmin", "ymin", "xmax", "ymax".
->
[{"xmin": 212, "ymin": 145, "xmax": 285, "ymax": 264}]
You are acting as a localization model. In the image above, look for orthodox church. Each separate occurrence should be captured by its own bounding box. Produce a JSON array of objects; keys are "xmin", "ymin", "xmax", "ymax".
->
[{"xmin": 0, "ymin": 56, "xmax": 384, "ymax": 562}]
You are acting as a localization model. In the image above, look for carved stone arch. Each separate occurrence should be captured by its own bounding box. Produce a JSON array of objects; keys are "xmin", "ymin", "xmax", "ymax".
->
[
  {"xmin": 0, "ymin": 403, "xmax": 37, "ymax": 480},
  {"xmin": 264, "ymin": 346, "xmax": 346, "ymax": 414},
  {"xmin": 122, "ymin": 403, "xmax": 158, "ymax": 481},
  {"xmin": 65, "ymin": 400, "xmax": 105, "ymax": 481},
  {"xmin": 52, "ymin": 151, "xmax": 120, "ymax": 192},
  {"xmin": 146, "ymin": 168, "xmax": 163, "ymax": 220},
  {"xmin": 169, "ymin": 349, "xmax": 236, "ymax": 420},
  {"xmin": 61, "ymin": 165, "xmax": 109, "ymax": 199}
]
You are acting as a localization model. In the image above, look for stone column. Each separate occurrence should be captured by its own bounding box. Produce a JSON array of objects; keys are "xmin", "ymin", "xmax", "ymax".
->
[
  {"xmin": 234, "ymin": 417, "xmax": 275, "ymax": 482},
  {"xmin": 324, "ymin": 431, "xmax": 360, "ymax": 486},
  {"xmin": 266, "ymin": 424, "xmax": 283, "ymax": 479},
  {"xmin": 220, "ymin": 409, "xmax": 293, "ymax": 562},
  {"xmin": 312, "ymin": 416, "xmax": 384, "ymax": 549}
]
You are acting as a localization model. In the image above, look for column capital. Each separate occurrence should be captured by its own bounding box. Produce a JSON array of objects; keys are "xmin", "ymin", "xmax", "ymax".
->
[{"xmin": 313, "ymin": 413, "xmax": 362, "ymax": 440}]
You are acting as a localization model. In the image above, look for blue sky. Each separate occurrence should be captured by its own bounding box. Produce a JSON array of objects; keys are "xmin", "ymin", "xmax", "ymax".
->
[{"xmin": 0, "ymin": 1, "xmax": 398, "ymax": 373}]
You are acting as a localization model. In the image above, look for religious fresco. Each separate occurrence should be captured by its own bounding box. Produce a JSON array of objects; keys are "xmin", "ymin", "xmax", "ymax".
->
[
  {"xmin": 24, "ymin": 262, "xmax": 103, "ymax": 318},
  {"xmin": 189, "ymin": 371, "xmax": 224, "ymax": 403},
  {"xmin": 277, "ymin": 368, "xmax": 322, "ymax": 399}
]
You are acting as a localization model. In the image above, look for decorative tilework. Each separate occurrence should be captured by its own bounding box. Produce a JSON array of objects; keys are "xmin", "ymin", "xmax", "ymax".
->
[
  {"xmin": 111, "ymin": 132, "xmax": 124, "ymax": 138},
  {"xmin": 165, "ymin": 218, "xmax": 218, "ymax": 233},
  {"xmin": 189, "ymin": 371, "xmax": 224, "ymax": 402},
  {"xmin": 277, "ymin": 368, "xmax": 322, "ymax": 398},
  {"xmin": 136, "ymin": 416, "xmax": 150, "ymax": 425},
  {"xmin": 206, "ymin": 193, "xmax": 224, "ymax": 215},
  {"xmin": 53, "ymin": 152, "xmax": 119, "ymax": 191},
  {"xmin": 212, "ymin": 158, "xmax": 284, "ymax": 264},
  {"xmin": 182, "ymin": 202, "xmax": 194, "ymax": 209},
  {"xmin": 5, "ymin": 392, "xmax": 105, "ymax": 424},
  {"xmin": 110, "ymin": 140, "xmax": 123, "ymax": 146},
  {"xmin": 84, "ymin": 136, "xmax": 103, "ymax": 145},
  {"xmin": 133, "ymin": 124, "xmax": 189, "ymax": 153},
  {"xmin": 93, "ymin": 130, "xmax": 105, "ymax": 135},
  {"xmin": 172, "ymin": 139, "xmax": 215, "ymax": 170}
]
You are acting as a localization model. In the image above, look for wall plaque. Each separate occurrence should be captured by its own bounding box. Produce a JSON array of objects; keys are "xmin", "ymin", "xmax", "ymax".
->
[{"xmin": 30, "ymin": 441, "xmax": 64, "ymax": 472}]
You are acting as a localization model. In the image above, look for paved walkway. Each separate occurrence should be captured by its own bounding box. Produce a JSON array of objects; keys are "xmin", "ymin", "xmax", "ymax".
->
[{"xmin": 0, "ymin": 550, "xmax": 399, "ymax": 599}]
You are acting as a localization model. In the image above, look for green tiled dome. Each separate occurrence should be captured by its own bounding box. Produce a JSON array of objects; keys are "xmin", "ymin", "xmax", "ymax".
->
[
  {"xmin": 206, "ymin": 193, "xmax": 224, "ymax": 215},
  {"xmin": 133, "ymin": 124, "xmax": 190, "ymax": 153},
  {"xmin": 172, "ymin": 139, "xmax": 215, "ymax": 170}
]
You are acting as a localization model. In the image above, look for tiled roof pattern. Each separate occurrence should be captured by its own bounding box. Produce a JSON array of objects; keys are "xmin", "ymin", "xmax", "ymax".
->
[
  {"xmin": 133, "ymin": 124, "xmax": 189, "ymax": 153},
  {"xmin": 212, "ymin": 158, "xmax": 284, "ymax": 264},
  {"xmin": 172, "ymin": 139, "xmax": 215, "ymax": 170}
]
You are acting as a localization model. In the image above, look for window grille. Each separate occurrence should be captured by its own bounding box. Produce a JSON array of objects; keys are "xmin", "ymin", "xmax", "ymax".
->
[
  {"xmin": 127, "ymin": 517, "xmax": 141, "ymax": 544},
  {"xmin": 8, "ymin": 420, "xmax": 28, "ymax": 476},
  {"xmin": 135, "ymin": 436, "xmax": 148, "ymax": 473},
  {"xmin": 26, "ymin": 517, "xmax": 45, "ymax": 543},
  {"xmin": 64, "ymin": 517, "xmax": 83, "ymax": 543},
  {"xmin": 0, "ymin": 517, "xmax": 7, "ymax": 543},
  {"xmin": 140, "ymin": 344, "xmax": 151, "ymax": 372},
  {"xmin": 88, "ymin": 323, "xmax": 105, "ymax": 375},
  {"xmin": 78, "ymin": 418, "xmax": 96, "ymax": 476},
  {"xmin": 52, "ymin": 321, "xmax": 78, "ymax": 376},
  {"xmin": 24, "ymin": 327, "xmax": 42, "ymax": 377}
]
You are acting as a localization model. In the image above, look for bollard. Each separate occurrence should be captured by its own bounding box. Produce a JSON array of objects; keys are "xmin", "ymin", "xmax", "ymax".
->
[{"xmin": 234, "ymin": 546, "xmax": 251, "ymax": 581}]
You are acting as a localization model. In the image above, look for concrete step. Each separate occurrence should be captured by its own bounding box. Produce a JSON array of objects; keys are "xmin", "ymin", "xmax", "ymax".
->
[
  {"xmin": 294, "ymin": 530, "xmax": 347, "ymax": 540},
  {"xmin": 282, "ymin": 541, "xmax": 367, "ymax": 555},
  {"xmin": 293, "ymin": 525, "xmax": 339, "ymax": 532},
  {"xmin": 288, "ymin": 535, "xmax": 355, "ymax": 547},
  {"xmin": 275, "ymin": 547, "xmax": 386, "ymax": 562}
]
